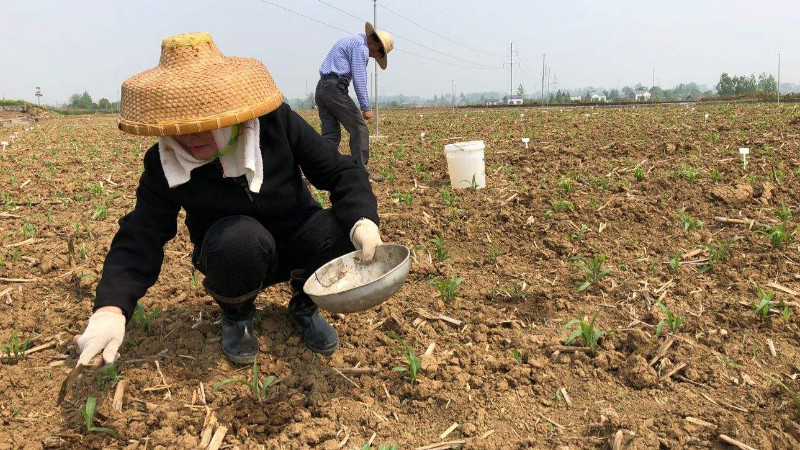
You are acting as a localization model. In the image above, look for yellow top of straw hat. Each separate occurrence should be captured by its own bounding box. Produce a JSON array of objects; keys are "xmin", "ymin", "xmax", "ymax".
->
[{"xmin": 118, "ymin": 32, "xmax": 283, "ymax": 136}]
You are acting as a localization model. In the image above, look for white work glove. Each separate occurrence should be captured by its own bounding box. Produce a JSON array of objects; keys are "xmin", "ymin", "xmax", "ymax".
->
[
  {"xmin": 350, "ymin": 218, "xmax": 382, "ymax": 261},
  {"xmin": 76, "ymin": 310, "xmax": 126, "ymax": 366}
]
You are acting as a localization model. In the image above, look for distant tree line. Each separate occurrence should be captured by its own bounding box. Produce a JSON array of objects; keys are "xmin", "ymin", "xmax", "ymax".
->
[
  {"xmin": 715, "ymin": 72, "xmax": 777, "ymax": 96},
  {"xmin": 67, "ymin": 91, "xmax": 118, "ymax": 111}
]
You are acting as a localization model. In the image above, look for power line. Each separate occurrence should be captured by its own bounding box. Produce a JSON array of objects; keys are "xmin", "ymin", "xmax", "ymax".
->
[
  {"xmin": 254, "ymin": 0, "xmax": 350, "ymax": 33},
  {"xmin": 394, "ymin": 48, "xmax": 503, "ymax": 70},
  {"xmin": 378, "ymin": 3, "xmax": 505, "ymax": 57},
  {"xmin": 310, "ymin": 0, "xmax": 501, "ymax": 69},
  {"xmin": 256, "ymin": 0, "xmax": 502, "ymax": 71}
]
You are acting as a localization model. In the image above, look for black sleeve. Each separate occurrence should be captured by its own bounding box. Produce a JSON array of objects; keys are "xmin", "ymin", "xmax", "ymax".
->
[
  {"xmin": 282, "ymin": 104, "xmax": 379, "ymax": 231},
  {"xmin": 94, "ymin": 146, "xmax": 180, "ymax": 322}
]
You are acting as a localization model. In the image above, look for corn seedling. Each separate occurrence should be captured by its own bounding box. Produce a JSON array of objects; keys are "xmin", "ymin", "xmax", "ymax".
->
[
  {"xmin": 2, "ymin": 329, "xmax": 31, "ymax": 363},
  {"xmin": 362, "ymin": 442, "xmax": 399, "ymax": 450},
  {"xmin": 767, "ymin": 375, "xmax": 800, "ymax": 416},
  {"xmin": 571, "ymin": 254, "xmax": 610, "ymax": 292},
  {"xmin": 97, "ymin": 365, "xmax": 122, "ymax": 389},
  {"xmin": 558, "ymin": 176, "xmax": 574, "ymax": 194},
  {"xmin": 633, "ymin": 166, "xmax": 644, "ymax": 181},
  {"xmin": 212, "ymin": 359, "xmax": 276, "ymax": 403},
  {"xmin": 500, "ymin": 281, "xmax": 528, "ymax": 301},
  {"xmin": 545, "ymin": 199, "xmax": 574, "ymax": 217},
  {"xmin": 486, "ymin": 241, "xmax": 500, "ymax": 262},
  {"xmin": 82, "ymin": 396, "xmax": 120, "ymax": 439},
  {"xmin": 709, "ymin": 168, "xmax": 723, "ymax": 183},
  {"xmin": 568, "ymin": 223, "xmax": 590, "ymax": 242},
  {"xmin": 679, "ymin": 211, "xmax": 703, "ymax": 232},
  {"xmin": 751, "ymin": 281, "xmax": 785, "ymax": 321},
  {"xmin": 429, "ymin": 277, "xmax": 463, "ymax": 301},
  {"xmin": 561, "ymin": 314, "xmax": 604, "ymax": 348},
  {"xmin": 388, "ymin": 332, "xmax": 422, "ymax": 384},
  {"xmin": 512, "ymin": 349, "xmax": 522, "ymax": 364},
  {"xmin": 131, "ymin": 304, "xmax": 161, "ymax": 334},
  {"xmin": 440, "ymin": 185, "xmax": 456, "ymax": 206},
  {"xmin": 469, "ymin": 174, "xmax": 480, "ymax": 189},
  {"xmin": 756, "ymin": 202, "xmax": 797, "ymax": 248},
  {"xmin": 312, "ymin": 190, "xmax": 328, "ymax": 207},
  {"xmin": 655, "ymin": 302, "xmax": 685, "ymax": 337},
  {"xmin": 91, "ymin": 200, "xmax": 108, "ymax": 220},
  {"xmin": 21, "ymin": 222, "xmax": 35, "ymax": 239},
  {"xmin": 393, "ymin": 191, "xmax": 413, "ymax": 205},
  {"xmin": 428, "ymin": 235, "xmax": 449, "ymax": 262},
  {"xmin": 190, "ymin": 269, "xmax": 200, "ymax": 287},
  {"xmin": 698, "ymin": 236, "xmax": 741, "ymax": 273}
]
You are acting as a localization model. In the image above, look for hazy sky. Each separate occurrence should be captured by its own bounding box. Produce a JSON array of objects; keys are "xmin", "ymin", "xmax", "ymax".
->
[{"xmin": 1, "ymin": 0, "xmax": 797, "ymax": 104}]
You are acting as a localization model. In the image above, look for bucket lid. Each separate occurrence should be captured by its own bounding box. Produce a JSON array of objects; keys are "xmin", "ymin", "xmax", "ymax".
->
[{"xmin": 444, "ymin": 140, "xmax": 485, "ymax": 153}]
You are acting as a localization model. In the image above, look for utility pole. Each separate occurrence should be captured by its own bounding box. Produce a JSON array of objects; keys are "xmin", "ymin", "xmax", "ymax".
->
[
  {"xmin": 452, "ymin": 79, "xmax": 455, "ymax": 110},
  {"xmin": 510, "ymin": 43, "xmax": 513, "ymax": 97},
  {"xmin": 373, "ymin": 0, "xmax": 380, "ymax": 137},
  {"xmin": 541, "ymin": 54, "xmax": 546, "ymax": 107},
  {"xmin": 778, "ymin": 53, "xmax": 781, "ymax": 105}
]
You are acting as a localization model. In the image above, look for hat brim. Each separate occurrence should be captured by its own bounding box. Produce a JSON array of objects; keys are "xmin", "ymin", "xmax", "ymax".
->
[
  {"xmin": 119, "ymin": 54, "xmax": 283, "ymax": 136},
  {"xmin": 365, "ymin": 22, "xmax": 388, "ymax": 70}
]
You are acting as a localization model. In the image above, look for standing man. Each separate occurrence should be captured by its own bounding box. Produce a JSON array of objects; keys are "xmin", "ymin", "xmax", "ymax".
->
[{"xmin": 316, "ymin": 22, "xmax": 394, "ymax": 182}]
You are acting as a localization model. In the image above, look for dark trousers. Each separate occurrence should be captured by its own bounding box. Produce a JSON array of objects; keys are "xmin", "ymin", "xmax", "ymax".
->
[
  {"xmin": 193, "ymin": 210, "xmax": 354, "ymax": 313},
  {"xmin": 315, "ymin": 76, "xmax": 370, "ymax": 169}
]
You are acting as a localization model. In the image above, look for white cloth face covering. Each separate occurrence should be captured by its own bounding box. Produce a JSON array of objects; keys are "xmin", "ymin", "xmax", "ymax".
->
[{"xmin": 157, "ymin": 118, "xmax": 263, "ymax": 192}]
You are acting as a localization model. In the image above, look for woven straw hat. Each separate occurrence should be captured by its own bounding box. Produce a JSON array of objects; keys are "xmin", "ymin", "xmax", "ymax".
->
[
  {"xmin": 119, "ymin": 32, "xmax": 283, "ymax": 136},
  {"xmin": 365, "ymin": 22, "xmax": 394, "ymax": 70}
]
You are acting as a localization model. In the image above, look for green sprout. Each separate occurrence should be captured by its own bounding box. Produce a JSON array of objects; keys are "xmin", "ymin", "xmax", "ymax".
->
[
  {"xmin": 680, "ymin": 211, "xmax": 703, "ymax": 232},
  {"xmin": 486, "ymin": 242, "xmax": 500, "ymax": 262},
  {"xmin": 751, "ymin": 281, "xmax": 785, "ymax": 321},
  {"xmin": 82, "ymin": 396, "xmax": 120, "ymax": 439},
  {"xmin": 633, "ymin": 166, "xmax": 644, "ymax": 181},
  {"xmin": 429, "ymin": 277, "xmax": 463, "ymax": 302},
  {"xmin": 698, "ymin": 236, "xmax": 742, "ymax": 273},
  {"xmin": 512, "ymin": 349, "xmax": 522, "ymax": 364},
  {"xmin": 97, "ymin": 366, "xmax": 122, "ymax": 389},
  {"xmin": 561, "ymin": 314, "xmax": 603, "ymax": 349},
  {"xmin": 212, "ymin": 359, "xmax": 276, "ymax": 403},
  {"xmin": 388, "ymin": 332, "xmax": 421, "ymax": 384},
  {"xmin": 131, "ymin": 304, "xmax": 161, "ymax": 334},
  {"xmin": 558, "ymin": 176, "xmax": 573, "ymax": 194},
  {"xmin": 571, "ymin": 254, "xmax": 610, "ymax": 292},
  {"xmin": 21, "ymin": 222, "xmax": 35, "ymax": 239},
  {"xmin": 2, "ymin": 329, "xmax": 32, "ymax": 363},
  {"xmin": 428, "ymin": 235, "xmax": 449, "ymax": 262},
  {"xmin": 756, "ymin": 202, "xmax": 797, "ymax": 248},
  {"xmin": 655, "ymin": 302, "xmax": 685, "ymax": 337},
  {"xmin": 393, "ymin": 191, "xmax": 413, "ymax": 205}
]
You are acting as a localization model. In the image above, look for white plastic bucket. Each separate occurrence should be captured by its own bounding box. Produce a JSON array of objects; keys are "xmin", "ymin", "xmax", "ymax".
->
[{"xmin": 443, "ymin": 140, "xmax": 486, "ymax": 189}]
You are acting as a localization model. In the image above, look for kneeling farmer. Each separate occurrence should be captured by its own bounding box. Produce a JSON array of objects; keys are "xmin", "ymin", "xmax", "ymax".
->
[{"xmin": 76, "ymin": 32, "xmax": 382, "ymax": 365}]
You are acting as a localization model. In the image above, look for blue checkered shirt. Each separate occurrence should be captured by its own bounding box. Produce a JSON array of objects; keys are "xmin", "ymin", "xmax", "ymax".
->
[{"xmin": 319, "ymin": 33, "xmax": 371, "ymax": 111}]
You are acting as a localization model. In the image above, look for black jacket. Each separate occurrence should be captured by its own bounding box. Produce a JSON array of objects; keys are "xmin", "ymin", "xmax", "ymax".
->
[{"xmin": 94, "ymin": 104, "xmax": 379, "ymax": 321}]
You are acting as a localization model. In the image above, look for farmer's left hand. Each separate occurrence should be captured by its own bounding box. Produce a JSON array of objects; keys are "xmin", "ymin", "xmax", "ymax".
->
[{"xmin": 350, "ymin": 218, "xmax": 382, "ymax": 261}]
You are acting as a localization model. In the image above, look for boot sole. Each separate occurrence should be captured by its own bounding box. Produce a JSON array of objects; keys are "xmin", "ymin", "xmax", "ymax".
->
[
  {"xmin": 223, "ymin": 349, "xmax": 257, "ymax": 365},
  {"xmin": 288, "ymin": 315, "xmax": 338, "ymax": 356}
]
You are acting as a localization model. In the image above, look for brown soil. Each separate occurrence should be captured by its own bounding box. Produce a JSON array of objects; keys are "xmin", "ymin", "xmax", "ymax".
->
[{"xmin": 1, "ymin": 104, "xmax": 799, "ymax": 449}]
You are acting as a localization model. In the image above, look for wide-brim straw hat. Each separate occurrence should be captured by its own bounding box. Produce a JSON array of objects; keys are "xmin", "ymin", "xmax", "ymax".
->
[
  {"xmin": 119, "ymin": 32, "xmax": 283, "ymax": 136},
  {"xmin": 365, "ymin": 22, "xmax": 394, "ymax": 70}
]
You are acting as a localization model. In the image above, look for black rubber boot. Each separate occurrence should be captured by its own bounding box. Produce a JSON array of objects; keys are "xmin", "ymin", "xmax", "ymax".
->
[
  {"xmin": 217, "ymin": 299, "xmax": 259, "ymax": 365},
  {"xmin": 288, "ymin": 270, "xmax": 338, "ymax": 355}
]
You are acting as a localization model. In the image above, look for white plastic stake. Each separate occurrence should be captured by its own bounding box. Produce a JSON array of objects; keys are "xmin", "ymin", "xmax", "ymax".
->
[
  {"xmin": 420, "ymin": 132, "xmax": 425, "ymax": 142},
  {"xmin": 1, "ymin": 141, "xmax": 7, "ymax": 152},
  {"xmin": 704, "ymin": 113, "xmax": 709, "ymax": 122},
  {"xmin": 584, "ymin": 113, "xmax": 590, "ymax": 121},
  {"xmin": 739, "ymin": 147, "xmax": 749, "ymax": 170},
  {"xmin": 520, "ymin": 113, "xmax": 525, "ymax": 118},
  {"xmin": 521, "ymin": 137, "xmax": 530, "ymax": 149}
]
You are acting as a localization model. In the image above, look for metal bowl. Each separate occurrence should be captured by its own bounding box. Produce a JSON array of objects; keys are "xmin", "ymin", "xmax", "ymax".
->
[{"xmin": 304, "ymin": 244, "xmax": 410, "ymax": 314}]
